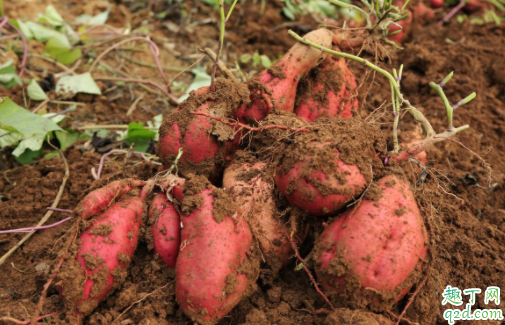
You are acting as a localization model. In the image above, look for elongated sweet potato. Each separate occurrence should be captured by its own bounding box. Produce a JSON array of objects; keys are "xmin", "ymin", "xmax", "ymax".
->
[
  {"xmin": 149, "ymin": 193, "xmax": 181, "ymax": 269},
  {"xmin": 59, "ymin": 197, "xmax": 144, "ymax": 317},
  {"xmin": 74, "ymin": 178, "xmax": 145, "ymax": 220},
  {"xmin": 276, "ymin": 118, "xmax": 382, "ymax": 217},
  {"xmin": 223, "ymin": 161, "xmax": 307, "ymax": 269},
  {"xmin": 294, "ymin": 50, "xmax": 358, "ymax": 122},
  {"xmin": 176, "ymin": 174, "xmax": 258, "ymax": 324},
  {"xmin": 314, "ymin": 175, "xmax": 428, "ymax": 310},
  {"xmin": 235, "ymin": 28, "xmax": 333, "ymax": 123},
  {"xmin": 276, "ymin": 142, "xmax": 367, "ymax": 217}
]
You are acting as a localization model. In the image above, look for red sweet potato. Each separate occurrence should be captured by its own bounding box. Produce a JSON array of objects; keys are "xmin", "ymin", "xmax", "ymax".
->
[
  {"xmin": 176, "ymin": 175, "xmax": 258, "ymax": 323},
  {"xmin": 60, "ymin": 197, "xmax": 144, "ymax": 317},
  {"xmin": 429, "ymin": 0, "xmax": 444, "ymax": 8},
  {"xmin": 314, "ymin": 175, "xmax": 428, "ymax": 310},
  {"xmin": 158, "ymin": 82, "xmax": 246, "ymax": 181},
  {"xmin": 388, "ymin": 10, "xmax": 413, "ymax": 45},
  {"xmin": 74, "ymin": 178, "xmax": 145, "ymax": 220},
  {"xmin": 294, "ymin": 51, "xmax": 358, "ymax": 122},
  {"xmin": 149, "ymin": 193, "xmax": 181, "ymax": 269},
  {"xmin": 235, "ymin": 28, "xmax": 333, "ymax": 123},
  {"xmin": 223, "ymin": 162, "xmax": 307, "ymax": 268},
  {"xmin": 276, "ymin": 141, "xmax": 367, "ymax": 217}
]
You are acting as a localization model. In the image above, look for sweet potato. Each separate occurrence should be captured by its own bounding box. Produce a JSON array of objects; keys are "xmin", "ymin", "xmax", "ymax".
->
[
  {"xmin": 294, "ymin": 51, "xmax": 358, "ymax": 122},
  {"xmin": 223, "ymin": 161, "xmax": 307, "ymax": 269},
  {"xmin": 276, "ymin": 141, "xmax": 368, "ymax": 217},
  {"xmin": 388, "ymin": 10, "xmax": 413, "ymax": 45},
  {"xmin": 158, "ymin": 81, "xmax": 248, "ymax": 180},
  {"xmin": 59, "ymin": 197, "xmax": 144, "ymax": 317},
  {"xmin": 149, "ymin": 193, "xmax": 181, "ymax": 269},
  {"xmin": 314, "ymin": 175, "xmax": 428, "ymax": 310},
  {"xmin": 74, "ymin": 178, "xmax": 145, "ymax": 220},
  {"xmin": 429, "ymin": 0, "xmax": 444, "ymax": 8},
  {"xmin": 176, "ymin": 174, "xmax": 258, "ymax": 323},
  {"xmin": 235, "ymin": 28, "xmax": 333, "ymax": 123}
]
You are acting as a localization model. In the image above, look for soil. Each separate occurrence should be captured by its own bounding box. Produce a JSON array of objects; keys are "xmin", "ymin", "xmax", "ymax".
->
[{"xmin": 1, "ymin": 1, "xmax": 505, "ymax": 325}]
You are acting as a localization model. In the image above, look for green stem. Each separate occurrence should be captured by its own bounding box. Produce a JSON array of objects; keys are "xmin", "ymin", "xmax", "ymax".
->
[
  {"xmin": 0, "ymin": 0, "xmax": 3, "ymax": 17},
  {"xmin": 390, "ymin": 82, "xmax": 400, "ymax": 152},
  {"xmin": 226, "ymin": 0, "xmax": 239, "ymax": 21},
  {"xmin": 288, "ymin": 29, "xmax": 436, "ymax": 138},
  {"xmin": 429, "ymin": 82, "xmax": 453, "ymax": 130}
]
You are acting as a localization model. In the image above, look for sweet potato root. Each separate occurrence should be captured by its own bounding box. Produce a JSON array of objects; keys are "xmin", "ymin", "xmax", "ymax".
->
[
  {"xmin": 294, "ymin": 50, "xmax": 358, "ymax": 122},
  {"xmin": 276, "ymin": 141, "xmax": 367, "ymax": 217},
  {"xmin": 74, "ymin": 178, "xmax": 145, "ymax": 220},
  {"xmin": 235, "ymin": 28, "xmax": 334, "ymax": 123},
  {"xmin": 149, "ymin": 193, "xmax": 181, "ymax": 269},
  {"xmin": 223, "ymin": 161, "xmax": 307, "ymax": 269},
  {"xmin": 175, "ymin": 174, "xmax": 258, "ymax": 324},
  {"xmin": 59, "ymin": 197, "xmax": 144, "ymax": 317},
  {"xmin": 314, "ymin": 175, "xmax": 428, "ymax": 310},
  {"xmin": 158, "ymin": 81, "xmax": 248, "ymax": 180}
]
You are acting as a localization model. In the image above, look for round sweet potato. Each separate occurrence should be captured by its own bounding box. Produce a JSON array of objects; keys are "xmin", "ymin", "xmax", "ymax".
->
[{"xmin": 314, "ymin": 175, "xmax": 428, "ymax": 310}]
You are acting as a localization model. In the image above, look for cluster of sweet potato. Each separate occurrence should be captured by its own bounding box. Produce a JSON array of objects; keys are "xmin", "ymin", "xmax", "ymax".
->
[{"xmin": 58, "ymin": 28, "xmax": 429, "ymax": 324}]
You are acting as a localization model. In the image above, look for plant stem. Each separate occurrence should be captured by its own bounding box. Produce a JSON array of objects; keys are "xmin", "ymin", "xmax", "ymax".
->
[
  {"xmin": 0, "ymin": 0, "xmax": 3, "ymax": 17},
  {"xmin": 429, "ymin": 81, "xmax": 454, "ymax": 130},
  {"xmin": 288, "ymin": 29, "xmax": 471, "ymax": 161},
  {"xmin": 288, "ymin": 30, "xmax": 436, "ymax": 137},
  {"xmin": 211, "ymin": 0, "xmax": 226, "ymax": 92},
  {"xmin": 438, "ymin": 0, "xmax": 466, "ymax": 26}
]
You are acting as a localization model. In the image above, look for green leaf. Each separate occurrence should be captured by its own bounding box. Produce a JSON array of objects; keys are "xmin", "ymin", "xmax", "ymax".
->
[
  {"xmin": 43, "ymin": 151, "xmax": 60, "ymax": 159},
  {"xmin": 0, "ymin": 129, "xmax": 22, "ymax": 148},
  {"xmin": 25, "ymin": 22, "xmax": 62, "ymax": 42},
  {"xmin": 0, "ymin": 98, "xmax": 63, "ymax": 136},
  {"xmin": 0, "ymin": 60, "xmax": 22, "ymax": 88},
  {"xmin": 252, "ymin": 51, "xmax": 261, "ymax": 67},
  {"xmin": 9, "ymin": 19, "xmax": 34, "ymax": 39},
  {"xmin": 55, "ymin": 129, "xmax": 89, "ymax": 150},
  {"xmin": 27, "ymin": 79, "xmax": 49, "ymax": 101},
  {"xmin": 44, "ymin": 32, "xmax": 82, "ymax": 64},
  {"xmin": 178, "ymin": 67, "xmax": 211, "ymax": 101},
  {"xmin": 37, "ymin": 5, "xmax": 65, "ymax": 27},
  {"xmin": 56, "ymin": 73, "xmax": 102, "ymax": 96},
  {"xmin": 260, "ymin": 55, "xmax": 272, "ymax": 68},
  {"xmin": 15, "ymin": 147, "xmax": 43, "ymax": 164},
  {"xmin": 123, "ymin": 122, "xmax": 156, "ymax": 152},
  {"xmin": 75, "ymin": 9, "xmax": 110, "ymax": 25},
  {"xmin": 282, "ymin": 7, "xmax": 296, "ymax": 21},
  {"xmin": 239, "ymin": 53, "xmax": 252, "ymax": 64}
]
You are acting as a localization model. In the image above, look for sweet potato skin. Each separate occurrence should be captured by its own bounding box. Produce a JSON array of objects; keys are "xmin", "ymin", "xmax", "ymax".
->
[
  {"xmin": 223, "ymin": 162, "xmax": 306, "ymax": 267},
  {"xmin": 74, "ymin": 178, "xmax": 145, "ymax": 220},
  {"xmin": 63, "ymin": 197, "xmax": 144, "ymax": 316},
  {"xmin": 276, "ymin": 142, "xmax": 366, "ymax": 217},
  {"xmin": 150, "ymin": 193, "xmax": 181, "ymax": 269},
  {"xmin": 295, "ymin": 53, "xmax": 358, "ymax": 122},
  {"xmin": 314, "ymin": 175, "xmax": 428, "ymax": 308},
  {"xmin": 175, "ymin": 179, "xmax": 254, "ymax": 324},
  {"xmin": 235, "ymin": 28, "xmax": 333, "ymax": 123}
]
